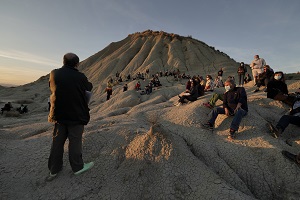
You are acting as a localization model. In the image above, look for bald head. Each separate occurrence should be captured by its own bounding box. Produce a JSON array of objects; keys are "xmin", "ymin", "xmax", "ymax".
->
[{"xmin": 63, "ymin": 53, "xmax": 79, "ymax": 67}]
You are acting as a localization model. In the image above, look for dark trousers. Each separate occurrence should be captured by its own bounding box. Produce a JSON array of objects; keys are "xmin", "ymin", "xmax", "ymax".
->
[
  {"xmin": 273, "ymin": 93, "xmax": 295, "ymax": 107},
  {"xmin": 48, "ymin": 123, "xmax": 84, "ymax": 174},
  {"xmin": 179, "ymin": 95, "xmax": 197, "ymax": 103},
  {"xmin": 277, "ymin": 115, "xmax": 300, "ymax": 132},
  {"xmin": 238, "ymin": 74, "xmax": 245, "ymax": 86}
]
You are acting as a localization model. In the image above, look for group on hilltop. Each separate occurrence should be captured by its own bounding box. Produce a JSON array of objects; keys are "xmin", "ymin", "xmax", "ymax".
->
[{"xmin": 19, "ymin": 52, "xmax": 299, "ymax": 183}]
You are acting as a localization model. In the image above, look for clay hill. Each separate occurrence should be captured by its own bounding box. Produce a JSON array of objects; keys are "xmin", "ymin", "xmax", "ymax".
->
[{"xmin": 0, "ymin": 30, "xmax": 300, "ymax": 200}]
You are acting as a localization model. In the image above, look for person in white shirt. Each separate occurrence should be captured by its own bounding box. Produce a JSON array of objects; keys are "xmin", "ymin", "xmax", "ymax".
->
[{"xmin": 250, "ymin": 55, "xmax": 266, "ymax": 85}]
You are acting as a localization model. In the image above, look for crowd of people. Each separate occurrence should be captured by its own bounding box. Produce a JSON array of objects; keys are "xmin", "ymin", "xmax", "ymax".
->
[
  {"xmin": 2, "ymin": 52, "xmax": 299, "ymax": 184},
  {"xmin": 1, "ymin": 102, "xmax": 28, "ymax": 115}
]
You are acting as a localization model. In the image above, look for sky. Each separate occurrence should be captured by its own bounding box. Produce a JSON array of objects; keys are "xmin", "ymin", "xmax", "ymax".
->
[{"xmin": 1, "ymin": 0, "xmax": 300, "ymax": 86}]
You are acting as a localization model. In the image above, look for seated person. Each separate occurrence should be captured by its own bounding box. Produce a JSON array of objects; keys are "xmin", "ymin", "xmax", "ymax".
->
[
  {"xmin": 135, "ymin": 81, "xmax": 141, "ymax": 91},
  {"xmin": 17, "ymin": 104, "xmax": 28, "ymax": 114},
  {"xmin": 175, "ymin": 80, "xmax": 198, "ymax": 106},
  {"xmin": 1, "ymin": 102, "xmax": 13, "ymax": 114},
  {"xmin": 145, "ymin": 82, "xmax": 153, "ymax": 95},
  {"xmin": 244, "ymin": 73, "xmax": 252, "ymax": 84},
  {"xmin": 253, "ymin": 65, "xmax": 274, "ymax": 92},
  {"xmin": 214, "ymin": 76, "xmax": 223, "ymax": 88},
  {"xmin": 203, "ymin": 79, "xmax": 248, "ymax": 140},
  {"xmin": 185, "ymin": 79, "xmax": 193, "ymax": 92},
  {"xmin": 267, "ymin": 88, "xmax": 300, "ymax": 139},
  {"xmin": 204, "ymin": 75, "xmax": 214, "ymax": 92},
  {"xmin": 203, "ymin": 76, "xmax": 235, "ymax": 109},
  {"xmin": 266, "ymin": 71, "xmax": 295, "ymax": 106},
  {"xmin": 123, "ymin": 84, "xmax": 128, "ymax": 92}
]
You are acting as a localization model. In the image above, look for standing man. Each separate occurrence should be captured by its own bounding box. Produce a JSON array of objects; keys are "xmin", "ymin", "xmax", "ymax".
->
[
  {"xmin": 47, "ymin": 53, "xmax": 94, "ymax": 181},
  {"xmin": 250, "ymin": 55, "xmax": 266, "ymax": 85},
  {"xmin": 203, "ymin": 79, "xmax": 248, "ymax": 140}
]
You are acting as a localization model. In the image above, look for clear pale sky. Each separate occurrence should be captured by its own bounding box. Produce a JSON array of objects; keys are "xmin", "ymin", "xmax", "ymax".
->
[{"xmin": 1, "ymin": 0, "xmax": 299, "ymax": 86}]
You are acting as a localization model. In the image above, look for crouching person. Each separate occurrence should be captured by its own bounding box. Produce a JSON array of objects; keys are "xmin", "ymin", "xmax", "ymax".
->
[{"xmin": 203, "ymin": 79, "xmax": 248, "ymax": 140}]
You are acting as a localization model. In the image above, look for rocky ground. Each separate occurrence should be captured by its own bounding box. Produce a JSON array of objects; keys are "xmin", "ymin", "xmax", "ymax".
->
[{"xmin": 0, "ymin": 76, "xmax": 300, "ymax": 200}]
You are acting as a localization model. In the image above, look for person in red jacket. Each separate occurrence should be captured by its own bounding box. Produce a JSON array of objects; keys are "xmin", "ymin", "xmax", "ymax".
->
[{"xmin": 47, "ymin": 53, "xmax": 94, "ymax": 181}]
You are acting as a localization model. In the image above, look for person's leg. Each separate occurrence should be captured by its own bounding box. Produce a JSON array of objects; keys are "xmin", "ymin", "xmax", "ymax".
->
[
  {"xmin": 273, "ymin": 94, "xmax": 294, "ymax": 106},
  {"xmin": 230, "ymin": 108, "xmax": 247, "ymax": 131},
  {"xmin": 209, "ymin": 93, "xmax": 222, "ymax": 107},
  {"xmin": 277, "ymin": 115, "xmax": 300, "ymax": 132},
  {"xmin": 48, "ymin": 123, "xmax": 68, "ymax": 174},
  {"xmin": 186, "ymin": 96, "xmax": 197, "ymax": 102},
  {"xmin": 252, "ymin": 70, "xmax": 258, "ymax": 85},
  {"xmin": 208, "ymin": 107, "xmax": 225, "ymax": 125},
  {"xmin": 179, "ymin": 96, "xmax": 188, "ymax": 103},
  {"xmin": 240, "ymin": 74, "xmax": 245, "ymax": 86},
  {"xmin": 67, "ymin": 124, "xmax": 84, "ymax": 173}
]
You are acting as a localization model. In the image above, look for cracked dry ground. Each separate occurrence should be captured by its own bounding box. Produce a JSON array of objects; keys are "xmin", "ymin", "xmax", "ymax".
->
[{"xmin": 1, "ymin": 91, "xmax": 300, "ymax": 200}]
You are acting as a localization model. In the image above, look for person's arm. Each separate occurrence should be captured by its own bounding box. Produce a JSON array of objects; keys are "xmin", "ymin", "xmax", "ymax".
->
[
  {"xmin": 235, "ymin": 88, "xmax": 247, "ymax": 112},
  {"xmin": 223, "ymin": 93, "xmax": 230, "ymax": 116}
]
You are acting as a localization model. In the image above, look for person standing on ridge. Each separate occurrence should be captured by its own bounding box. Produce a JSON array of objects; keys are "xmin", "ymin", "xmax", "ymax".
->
[
  {"xmin": 237, "ymin": 62, "xmax": 247, "ymax": 87},
  {"xmin": 250, "ymin": 55, "xmax": 266, "ymax": 85},
  {"xmin": 47, "ymin": 53, "xmax": 94, "ymax": 181}
]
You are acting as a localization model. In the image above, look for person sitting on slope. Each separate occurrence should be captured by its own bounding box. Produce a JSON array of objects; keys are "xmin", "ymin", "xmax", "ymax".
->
[
  {"xmin": 203, "ymin": 79, "xmax": 248, "ymax": 140},
  {"xmin": 204, "ymin": 75, "xmax": 214, "ymax": 92},
  {"xmin": 202, "ymin": 76, "xmax": 235, "ymax": 109},
  {"xmin": 175, "ymin": 80, "xmax": 198, "ymax": 106},
  {"xmin": 266, "ymin": 71, "xmax": 296, "ymax": 106}
]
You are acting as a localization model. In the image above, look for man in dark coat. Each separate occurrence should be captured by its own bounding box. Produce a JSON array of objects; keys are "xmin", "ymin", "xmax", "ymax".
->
[
  {"xmin": 47, "ymin": 53, "xmax": 94, "ymax": 181},
  {"xmin": 203, "ymin": 79, "xmax": 248, "ymax": 140}
]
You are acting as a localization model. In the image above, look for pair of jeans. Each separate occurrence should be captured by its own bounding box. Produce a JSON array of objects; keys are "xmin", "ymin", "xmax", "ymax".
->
[
  {"xmin": 208, "ymin": 107, "xmax": 248, "ymax": 131},
  {"xmin": 276, "ymin": 115, "xmax": 300, "ymax": 132},
  {"xmin": 48, "ymin": 123, "xmax": 84, "ymax": 174}
]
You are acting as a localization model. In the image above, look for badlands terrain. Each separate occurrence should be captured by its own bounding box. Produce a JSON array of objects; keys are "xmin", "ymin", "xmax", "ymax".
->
[{"xmin": 0, "ymin": 30, "xmax": 300, "ymax": 199}]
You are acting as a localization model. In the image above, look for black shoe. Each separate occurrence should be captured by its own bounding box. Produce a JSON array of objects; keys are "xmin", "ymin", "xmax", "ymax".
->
[
  {"xmin": 228, "ymin": 129, "xmax": 236, "ymax": 140},
  {"xmin": 202, "ymin": 122, "xmax": 213, "ymax": 130},
  {"xmin": 281, "ymin": 150, "xmax": 297, "ymax": 163},
  {"xmin": 285, "ymin": 139, "xmax": 294, "ymax": 147}
]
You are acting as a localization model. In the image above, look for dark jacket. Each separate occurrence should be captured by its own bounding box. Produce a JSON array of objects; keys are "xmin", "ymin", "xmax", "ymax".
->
[
  {"xmin": 259, "ymin": 69, "xmax": 274, "ymax": 81},
  {"xmin": 223, "ymin": 87, "xmax": 248, "ymax": 112},
  {"xmin": 48, "ymin": 65, "xmax": 93, "ymax": 125},
  {"xmin": 267, "ymin": 80, "xmax": 288, "ymax": 99},
  {"xmin": 189, "ymin": 86, "xmax": 199, "ymax": 100},
  {"xmin": 237, "ymin": 66, "xmax": 247, "ymax": 75}
]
